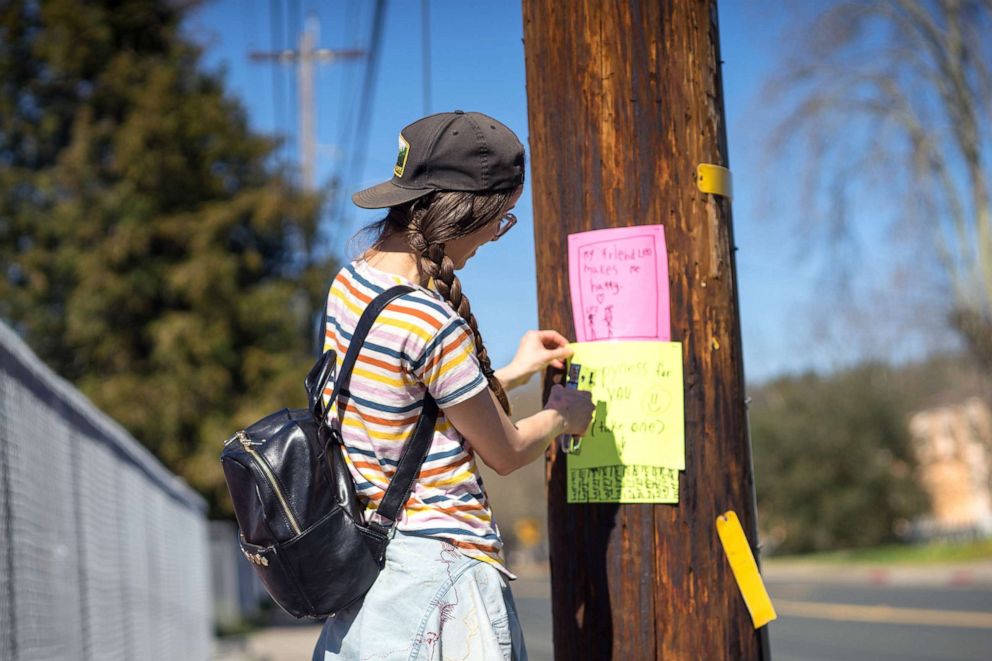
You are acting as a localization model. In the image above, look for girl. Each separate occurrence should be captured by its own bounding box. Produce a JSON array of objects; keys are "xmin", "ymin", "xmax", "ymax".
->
[{"xmin": 312, "ymin": 111, "xmax": 595, "ymax": 661}]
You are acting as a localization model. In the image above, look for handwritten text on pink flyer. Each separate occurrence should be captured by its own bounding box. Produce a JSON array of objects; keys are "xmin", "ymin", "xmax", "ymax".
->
[{"xmin": 568, "ymin": 225, "xmax": 671, "ymax": 342}]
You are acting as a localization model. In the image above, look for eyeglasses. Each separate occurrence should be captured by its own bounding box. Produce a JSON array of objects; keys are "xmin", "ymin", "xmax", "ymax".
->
[{"xmin": 492, "ymin": 212, "xmax": 517, "ymax": 241}]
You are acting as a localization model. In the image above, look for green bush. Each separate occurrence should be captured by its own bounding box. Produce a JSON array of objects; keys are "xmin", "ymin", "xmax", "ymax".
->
[{"xmin": 750, "ymin": 364, "xmax": 929, "ymax": 554}]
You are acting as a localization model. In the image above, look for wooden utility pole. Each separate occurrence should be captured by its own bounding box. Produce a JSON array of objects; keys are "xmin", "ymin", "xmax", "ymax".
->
[
  {"xmin": 522, "ymin": 1, "xmax": 767, "ymax": 659},
  {"xmin": 250, "ymin": 14, "xmax": 364, "ymax": 190}
]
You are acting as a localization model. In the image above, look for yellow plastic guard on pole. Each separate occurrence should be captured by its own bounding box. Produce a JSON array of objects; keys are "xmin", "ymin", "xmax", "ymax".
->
[
  {"xmin": 697, "ymin": 163, "xmax": 733, "ymax": 199},
  {"xmin": 716, "ymin": 511, "xmax": 777, "ymax": 628}
]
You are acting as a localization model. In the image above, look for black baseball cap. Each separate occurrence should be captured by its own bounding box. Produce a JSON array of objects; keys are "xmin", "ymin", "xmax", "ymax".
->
[{"xmin": 352, "ymin": 110, "xmax": 525, "ymax": 209}]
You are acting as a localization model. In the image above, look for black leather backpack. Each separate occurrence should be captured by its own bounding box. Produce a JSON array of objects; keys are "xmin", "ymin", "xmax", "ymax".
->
[{"xmin": 220, "ymin": 286, "xmax": 439, "ymax": 619}]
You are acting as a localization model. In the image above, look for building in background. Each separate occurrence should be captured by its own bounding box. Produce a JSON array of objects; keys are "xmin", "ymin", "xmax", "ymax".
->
[{"xmin": 910, "ymin": 398, "xmax": 992, "ymax": 539}]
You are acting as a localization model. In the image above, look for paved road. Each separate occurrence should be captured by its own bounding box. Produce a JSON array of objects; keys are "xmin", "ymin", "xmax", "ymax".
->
[
  {"xmin": 512, "ymin": 576, "xmax": 555, "ymax": 661},
  {"xmin": 510, "ymin": 572, "xmax": 992, "ymax": 661},
  {"xmin": 765, "ymin": 578, "xmax": 992, "ymax": 661}
]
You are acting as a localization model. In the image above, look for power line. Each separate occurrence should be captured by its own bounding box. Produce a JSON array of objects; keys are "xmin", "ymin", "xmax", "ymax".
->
[
  {"xmin": 332, "ymin": 0, "xmax": 387, "ymax": 242},
  {"xmin": 268, "ymin": 0, "xmax": 284, "ymax": 163},
  {"xmin": 248, "ymin": 0, "xmax": 259, "ymax": 49},
  {"xmin": 251, "ymin": 15, "xmax": 365, "ymax": 190},
  {"xmin": 421, "ymin": 0, "xmax": 432, "ymax": 116},
  {"xmin": 286, "ymin": 0, "xmax": 301, "ymax": 163},
  {"xmin": 350, "ymin": 0, "xmax": 387, "ymax": 188},
  {"xmin": 334, "ymin": 0, "xmax": 363, "ymax": 189},
  {"xmin": 289, "ymin": 0, "xmax": 301, "ymax": 44},
  {"xmin": 240, "ymin": 0, "xmax": 254, "ymax": 52}
]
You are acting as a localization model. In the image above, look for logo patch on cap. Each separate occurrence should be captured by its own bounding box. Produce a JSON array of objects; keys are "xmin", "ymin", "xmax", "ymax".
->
[{"xmin": 393, "ymin": 134, "xmax": 410, "ymax": 178}]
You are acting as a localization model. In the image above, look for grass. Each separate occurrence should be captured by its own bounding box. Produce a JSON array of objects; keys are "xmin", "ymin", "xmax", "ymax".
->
[{"xmin": 766, "ymin": 538, "xmax": 992, "ymax": 566}]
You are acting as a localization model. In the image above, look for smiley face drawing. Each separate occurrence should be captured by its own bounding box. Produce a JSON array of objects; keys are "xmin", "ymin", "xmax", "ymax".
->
[{"xmin": 642, "ymin": 385, "xmax": 671, "ymax": 414}]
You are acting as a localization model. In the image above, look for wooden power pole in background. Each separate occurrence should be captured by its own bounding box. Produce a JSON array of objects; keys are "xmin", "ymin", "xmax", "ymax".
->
[
  {"xmin": 522, "ymin": 1, "xmax": 767, "ymax": 658},
  {"xmin": 250, "ymin": 15, "xmax": 364, "ymax": 191}
]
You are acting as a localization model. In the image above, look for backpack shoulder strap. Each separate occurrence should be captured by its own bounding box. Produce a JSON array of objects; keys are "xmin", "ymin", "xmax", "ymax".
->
[
  {"xmin": 307, "ymin": 285, "xmax": 412, "ymax": 420},
  {"xmin": 375, "ymin": 395, "xmax": 438, "ymax": 527},
  {"xmin": 321, "ymin": 284, "xmax": 440, "ymax": 529},
  {"xmin": 327, "ymin": 285, "xmax": 414, "ymax": 407}
]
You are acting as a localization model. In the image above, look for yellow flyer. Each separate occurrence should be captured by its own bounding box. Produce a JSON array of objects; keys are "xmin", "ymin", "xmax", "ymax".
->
[{"xmin": 564, "ymin": 341, "xmax": 685, "ymax": 503}]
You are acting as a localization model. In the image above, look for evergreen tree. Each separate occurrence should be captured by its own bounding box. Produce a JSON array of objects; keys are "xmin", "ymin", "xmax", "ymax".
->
[{"xmin": 0, "ymin": 0, "xmax": 336, "ymax": 516}]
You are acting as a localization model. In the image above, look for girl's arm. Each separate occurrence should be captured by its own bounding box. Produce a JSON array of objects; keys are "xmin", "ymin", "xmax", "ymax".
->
[
  {"xmin": 493, "ymin": 330, "xmax": 572, "ymax": 391},
  {"xmin": 443, "ymin": 384, "xmax": 594, "ymax": 476}
]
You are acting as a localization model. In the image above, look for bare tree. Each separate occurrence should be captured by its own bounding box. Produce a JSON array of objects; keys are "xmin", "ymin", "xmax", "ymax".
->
[{"xmin": 765, "ymin": 0, "xmax": 992, "ymax": 367}]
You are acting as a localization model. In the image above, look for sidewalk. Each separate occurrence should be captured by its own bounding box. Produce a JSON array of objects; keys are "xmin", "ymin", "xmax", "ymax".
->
[
  {"xmin": 212, "ymin": 625, "xmax": 323, "ymax": 661},
  {"xmin": 763, "ymin": 558, "xmax": 992, "ymax": 587}
]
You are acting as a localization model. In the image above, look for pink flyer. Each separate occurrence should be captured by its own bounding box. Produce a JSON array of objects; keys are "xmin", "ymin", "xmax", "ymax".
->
[{"xmin": 567, "ymin": 225, "xmax": 671, "ymax": 342}]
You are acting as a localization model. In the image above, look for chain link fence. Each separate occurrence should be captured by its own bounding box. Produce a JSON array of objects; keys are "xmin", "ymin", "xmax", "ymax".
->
[{"xmin": 0, "ymin": 321, "xmax": 211, "ymax": 660}]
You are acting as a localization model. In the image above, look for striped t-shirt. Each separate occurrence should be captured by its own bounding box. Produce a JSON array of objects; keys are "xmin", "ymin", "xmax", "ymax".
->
[{"xmin": 321, "ymin": 259, "xmax": 512, "ymax": 577}]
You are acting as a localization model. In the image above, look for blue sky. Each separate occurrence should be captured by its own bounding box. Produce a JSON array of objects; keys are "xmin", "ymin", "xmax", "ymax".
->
[{"xmin": 185, "ymin": 0, "xmax": 907, "ymax": 383}]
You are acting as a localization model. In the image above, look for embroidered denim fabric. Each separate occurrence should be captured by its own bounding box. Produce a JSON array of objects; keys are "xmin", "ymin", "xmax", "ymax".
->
[{"xmin": 312, "ymin": 530, "xmax": 527, "ymax": 661}]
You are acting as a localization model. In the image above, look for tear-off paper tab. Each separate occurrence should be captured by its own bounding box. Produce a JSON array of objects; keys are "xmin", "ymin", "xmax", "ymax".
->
[
  {"xmin": 716, "ymin": 511, "xmax": 777, "ymax": 629},
  {"xmin": 567, "ymin": 465, "xmax": 679, "ymax": 504},
  {"xmin": 567, "ymin": 225, "xmax": 671, "ymax": 343}
]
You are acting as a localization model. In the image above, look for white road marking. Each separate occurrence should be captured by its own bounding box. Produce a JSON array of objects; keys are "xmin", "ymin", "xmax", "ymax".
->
[{"xmin": 775, "ymin": 599, "xmax": 992, "ymax": 629}]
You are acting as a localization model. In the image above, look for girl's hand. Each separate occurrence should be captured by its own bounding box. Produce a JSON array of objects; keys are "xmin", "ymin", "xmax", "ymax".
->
[
  {"xmin": 545, "ymin": 384, "xmax": 595, "ymax": 436},
  {"xmin": 497, "ymin": 330, "xmax": 573, "ymax": 390}
]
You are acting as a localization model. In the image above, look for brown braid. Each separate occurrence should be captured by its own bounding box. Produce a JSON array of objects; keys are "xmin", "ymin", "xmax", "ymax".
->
[
  {"xmin": 418, "ymin": 237, "xmax": 511, "ymax": 414},
  {"xmin": 369, "ymin": 190, "xmax": 516, "ymax": 415}
]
